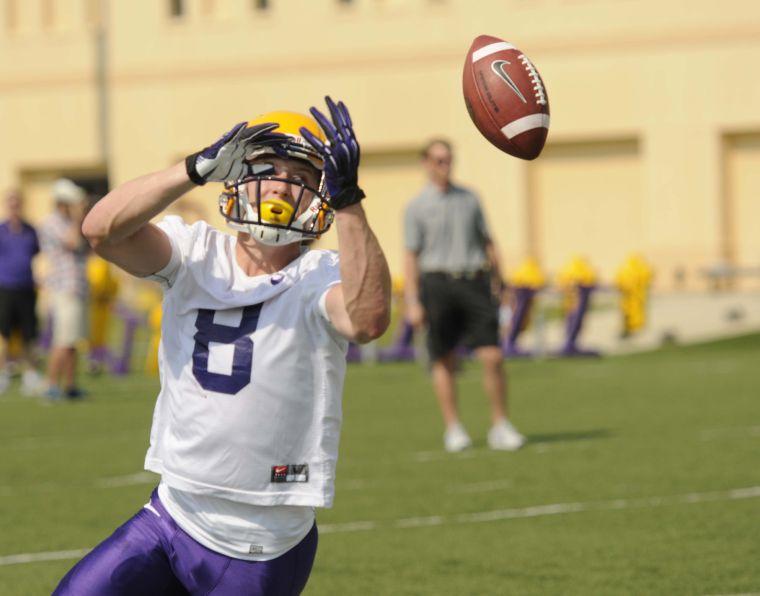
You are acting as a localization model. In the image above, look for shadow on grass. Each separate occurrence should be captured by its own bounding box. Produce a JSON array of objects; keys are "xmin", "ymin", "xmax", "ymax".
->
[
  {"xmin": 525, "ymin": 428, "xmax": 613, "ymax": 445},
  {"xmin": 466, "ymin": 428, "xmax": 613, "ymax": 451}
]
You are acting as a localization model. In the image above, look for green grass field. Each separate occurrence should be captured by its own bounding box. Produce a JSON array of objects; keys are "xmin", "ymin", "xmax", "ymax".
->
[{"xmin": 1, "ymin": 334, "xmax": 759, "ymax": 595}]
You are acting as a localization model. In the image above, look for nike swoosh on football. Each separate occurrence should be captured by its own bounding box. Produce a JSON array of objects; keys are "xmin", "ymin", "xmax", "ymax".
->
[{"xmin": 491, "ymin": 60, "xmax": 527, "ymax": 104}]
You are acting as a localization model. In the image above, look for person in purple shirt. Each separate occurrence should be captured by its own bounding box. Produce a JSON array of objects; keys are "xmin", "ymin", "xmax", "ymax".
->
[{"xmin": 0, "ymin": 189, "xmax": 45, "ymax": 395}]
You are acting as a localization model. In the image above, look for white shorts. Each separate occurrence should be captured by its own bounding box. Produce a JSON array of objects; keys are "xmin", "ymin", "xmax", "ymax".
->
[{"xmin": 51, "ymin": 292, "xmax": 87, "ymax": 348}]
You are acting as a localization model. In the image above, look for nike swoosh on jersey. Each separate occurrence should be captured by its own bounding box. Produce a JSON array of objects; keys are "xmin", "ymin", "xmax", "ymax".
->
[{"xmin": 491, "ymin": 60, "xmax": 528, "ymax": 104}]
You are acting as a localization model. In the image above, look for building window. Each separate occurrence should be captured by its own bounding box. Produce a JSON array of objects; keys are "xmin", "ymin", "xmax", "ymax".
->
[{"xmin": 169, "ymin": 0, "xmax": 185, "ymax": 17}]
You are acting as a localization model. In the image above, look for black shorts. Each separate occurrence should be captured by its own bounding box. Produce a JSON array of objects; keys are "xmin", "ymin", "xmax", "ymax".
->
[
  {"xmin": 419, "ymin": 272, "xmax": 500, "ymax": 360},
  {"xmin": 0, "ymin": 287, "xmax": 39, "ymax": 342}
]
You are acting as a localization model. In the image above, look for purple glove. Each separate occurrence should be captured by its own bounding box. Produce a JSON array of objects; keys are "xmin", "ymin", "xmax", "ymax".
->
[
  {"xmin": 185, "ymin": 122, "xmax": 286, "ymax": 185},
  {"xmin": 299, "ymin": 97, "xmax": 365, "ymax": 210}
]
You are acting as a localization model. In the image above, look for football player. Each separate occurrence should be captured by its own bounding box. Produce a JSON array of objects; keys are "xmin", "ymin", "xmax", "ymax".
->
[{"xmin": 54, "ymin": 98, "xmax": 391, "ymax": 595}]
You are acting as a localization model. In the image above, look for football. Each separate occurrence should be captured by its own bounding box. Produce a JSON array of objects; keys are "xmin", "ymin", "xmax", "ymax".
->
[{"xmin": 463, "ymin": 34, "xmax": 550, "ymax": 160}]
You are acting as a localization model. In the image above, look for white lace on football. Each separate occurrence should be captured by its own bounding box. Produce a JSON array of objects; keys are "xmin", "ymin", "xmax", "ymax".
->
[{"xmin": 519, "ymin": 54, "xmax": 547, "ymax": 106}]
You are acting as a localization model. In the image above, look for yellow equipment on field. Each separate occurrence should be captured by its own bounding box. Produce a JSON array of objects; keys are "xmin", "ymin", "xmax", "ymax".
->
[
  {"xmin": 615, "ymin": 253, "xmax": 653, "ymax": 336},
  {"xmin": 87, "ymin": 256, "xmax": 120, "ymax": 352},
  {"xmin": 557, "ymin": 255, "xmax": 597, "ymax": 314},
  {"xmin": 509, "ymin": 256, "xmax": 546, "ymax": 290}
]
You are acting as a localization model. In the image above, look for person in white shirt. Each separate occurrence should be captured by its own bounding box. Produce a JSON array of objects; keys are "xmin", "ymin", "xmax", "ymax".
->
[{"xmin": 54, "ymin": 99, "xmax": 391, "ymax": 596}]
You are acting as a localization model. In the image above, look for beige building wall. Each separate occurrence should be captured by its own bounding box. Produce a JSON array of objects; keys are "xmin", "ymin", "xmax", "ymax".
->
[
  {"xmin": 2, "ymin": 0, "xmax": 760, "ymax": 289},
  {"xmin": 527, "ymin": 140, "xmax": 644, "ymax": 278}
]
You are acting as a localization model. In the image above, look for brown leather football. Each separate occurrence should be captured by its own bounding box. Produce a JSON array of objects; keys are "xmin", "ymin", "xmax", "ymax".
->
[{"xmin": 463, "ymin": 35, "xmax": 550, "ymax": 160}]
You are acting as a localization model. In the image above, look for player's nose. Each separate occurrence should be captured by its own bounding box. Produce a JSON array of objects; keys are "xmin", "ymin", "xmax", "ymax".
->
[{"xmin": 266, "ymin": 178, "xmax": 293, "ymax": 200}]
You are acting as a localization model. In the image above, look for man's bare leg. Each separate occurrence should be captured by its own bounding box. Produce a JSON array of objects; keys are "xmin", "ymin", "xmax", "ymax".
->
[
  {"xmin": 431, "ymin": 351, "xmax": 459, "ymax": 427},
  {"xmin": 475, "ymin": 345, "xmax": 508, "ymax": 424}
]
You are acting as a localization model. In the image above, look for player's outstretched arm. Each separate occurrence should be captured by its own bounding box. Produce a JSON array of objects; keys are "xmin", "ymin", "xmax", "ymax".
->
[
  {"xmin": 327, "ymin": 203, "xmax": 391, "ymax": 343},
  {"xmin": 83, "ymin": 122, "xmax": 284, "ymax": 277},
  {"xmin": 301, "ymin": 97, "xmax": 391, "ymax": 343},
  {"xmin": 82, "ymin": 162, "xmax": 193, "ymax": 277}
]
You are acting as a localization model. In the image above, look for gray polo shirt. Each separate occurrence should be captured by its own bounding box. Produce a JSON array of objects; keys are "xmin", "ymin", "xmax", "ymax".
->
[{"xmin": 404, "ymin": 182, "xmax": 491, "ymax": 274}]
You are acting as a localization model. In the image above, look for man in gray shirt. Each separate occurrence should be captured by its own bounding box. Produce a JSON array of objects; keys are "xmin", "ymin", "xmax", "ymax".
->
[{"xmin": 404, "ymin": 139, "xmax": 524, "ymax": 452}]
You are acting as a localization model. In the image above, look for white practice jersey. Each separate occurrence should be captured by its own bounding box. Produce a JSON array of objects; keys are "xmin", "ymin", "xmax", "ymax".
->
[
  {"xmin": 145, "ymin": 216, "xmax": 348, "ymax": 508},
  {"xmin": 157, "ymin": 482, "xmax": 315, "ymax": 561}
]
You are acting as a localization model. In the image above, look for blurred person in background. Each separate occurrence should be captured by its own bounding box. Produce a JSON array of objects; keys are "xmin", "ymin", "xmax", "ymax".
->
[
  {"xmin": 0, "ymin": 189, "xmax": 44, "ymax": 395},
  {"xmin": 404, "ymin": 139, "xmax": 524, "ymax": 452},
  {"xmin": 54, "ymin": 99, "xmax": 390, "ymax": 595},
  {"xmin": 40, "ymin": 178, "xmax": 89, "ymax": 400}
]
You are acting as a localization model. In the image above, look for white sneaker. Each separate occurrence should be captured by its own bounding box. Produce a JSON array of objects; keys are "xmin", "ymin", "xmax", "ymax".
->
[
  {"xmin": 0, "ymin": 371, "xmax": 9, "ymax": 395},
  {"xmin": 21, "ymin": 370, "xmax": 45, "ymax": 396},
  {"xmin": 488, "ymin": 419, "xmax": 525, "ymax": 451},
  {"xmin": 444, "ymin": 423, "xmax": 472, "ymax": 453}
]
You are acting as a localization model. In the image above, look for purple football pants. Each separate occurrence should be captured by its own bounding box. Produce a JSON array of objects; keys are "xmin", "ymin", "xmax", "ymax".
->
[{"xmin": 53, "ymin": 489, "xmax": 318, "ymax": 596}]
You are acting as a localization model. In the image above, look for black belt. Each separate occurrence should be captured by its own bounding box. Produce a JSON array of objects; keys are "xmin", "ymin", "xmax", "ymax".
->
[{"xmin": 423, "ymin": 270, "xmax": 488, "ymax": 281}]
